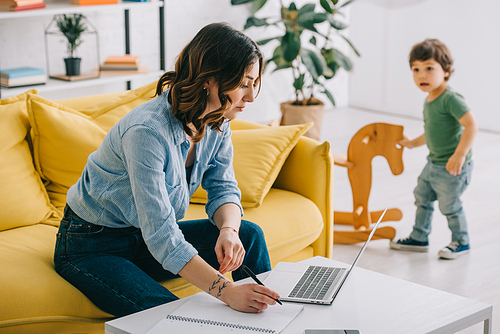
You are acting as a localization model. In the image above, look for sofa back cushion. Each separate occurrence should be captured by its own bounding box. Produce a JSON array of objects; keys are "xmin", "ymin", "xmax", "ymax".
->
[
  {"xmin": 27, "ymin": 82, "xmax": 157, "ymax": 213},
  {"xmin": 0, "ymin": 90, "xmax": 57, "ymax": 231},
  {"xmin": 190, "ymin": 123, "xmax": 312, "ymax": 208}
]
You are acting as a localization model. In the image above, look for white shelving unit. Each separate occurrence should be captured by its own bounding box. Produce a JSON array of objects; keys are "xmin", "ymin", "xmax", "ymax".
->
[
  {"xmin": 0, "ymin": 0, "xmax": 165, "ymax": 99},
  {"xmin": 0, "ymin": 0, "xmax": 163, "ymax": 19},
  {"xmin": 1, "ymin": 71, "xmax": 164, "ymax": 98}
]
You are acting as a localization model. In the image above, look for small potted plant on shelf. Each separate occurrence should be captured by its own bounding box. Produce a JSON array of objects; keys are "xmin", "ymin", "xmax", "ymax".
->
[
  {"xmin": 231, "ymin": 0, "xmax": 360, "ymax": 140},
  {"xmin": 55, "ymin": 14, "xmax": 87, "ymax": 77}
]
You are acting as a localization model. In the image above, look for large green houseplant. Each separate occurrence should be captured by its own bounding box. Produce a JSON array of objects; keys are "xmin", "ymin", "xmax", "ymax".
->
[
  {"xmin": 55, "ymin": 14, "xmax": 87, "ymax": 76},
  {"xmin": 231, "ymin": 0, "xmax": 360, "ymax": 139}
]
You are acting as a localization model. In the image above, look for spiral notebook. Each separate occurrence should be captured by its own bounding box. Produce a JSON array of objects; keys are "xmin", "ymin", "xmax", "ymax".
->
[{"xmin": 146, "ymin": 292, "xmax": 304, "ymax": 333}]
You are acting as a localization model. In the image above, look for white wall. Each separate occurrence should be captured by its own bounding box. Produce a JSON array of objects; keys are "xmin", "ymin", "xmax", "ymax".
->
[
  {"xmin": 349, "ymin": 0, "xmax": 500, "ymax": 132},
  {"xmin": 0, "ymin": 0, "xmax": 352, "ymax": 124},
  {"xmin": 165, "ymin": 0, "xmax": 352, "ymax": 124}
]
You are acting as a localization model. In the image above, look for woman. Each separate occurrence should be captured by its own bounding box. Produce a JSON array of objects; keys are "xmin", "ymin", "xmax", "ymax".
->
[{"xmin": 54, "ymin": 22, "xmax": 279, "ymax": 317}]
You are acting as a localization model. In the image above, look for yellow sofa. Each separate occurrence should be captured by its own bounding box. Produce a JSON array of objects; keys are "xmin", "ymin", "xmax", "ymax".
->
[{"xmin": 0, "ymin": 82, "xmax": 333, "ymax": 334}]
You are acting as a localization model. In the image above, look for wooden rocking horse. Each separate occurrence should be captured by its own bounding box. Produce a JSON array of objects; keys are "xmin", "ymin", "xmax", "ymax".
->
[{"xmin": 332, "ymin": 123, "xmax": 405, "ymax": 244}]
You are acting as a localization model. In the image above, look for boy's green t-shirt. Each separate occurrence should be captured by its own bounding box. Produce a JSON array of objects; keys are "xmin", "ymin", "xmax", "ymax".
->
[{"xmin": 423, "ymin": 86, "xmax": 471, "ymax": 165}]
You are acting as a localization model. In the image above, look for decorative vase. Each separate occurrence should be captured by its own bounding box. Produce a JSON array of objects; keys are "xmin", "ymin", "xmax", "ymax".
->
[
  {"xmin": 280, "ymin": 98, "xmax": 325, "ymax": 141},
  {"xmin": 64, "ymin": 57, "xmax": 81, "ymax": 76}
]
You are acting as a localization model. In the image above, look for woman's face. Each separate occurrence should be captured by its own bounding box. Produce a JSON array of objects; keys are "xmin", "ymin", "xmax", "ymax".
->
[{"xmin": 204, "ymin": 62, "xmax": 260, "ymax": 120}]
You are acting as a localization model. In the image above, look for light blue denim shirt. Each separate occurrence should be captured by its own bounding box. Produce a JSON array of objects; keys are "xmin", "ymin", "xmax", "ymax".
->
[{"xmin": 66, "ymin": 90, "xmax": 242, "ymax": 275}]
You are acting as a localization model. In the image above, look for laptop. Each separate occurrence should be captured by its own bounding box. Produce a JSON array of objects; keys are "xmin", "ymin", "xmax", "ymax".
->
[{"xmin": 264, "ymin": 208, "xmax": 387, "ymax": 305}]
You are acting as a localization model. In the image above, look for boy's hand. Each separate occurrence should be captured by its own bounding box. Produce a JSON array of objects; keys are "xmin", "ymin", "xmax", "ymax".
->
[
  {"xmin": 446, "ymin": 153, "xmax": 465, "ymax": 176},
  {"xmin": 398, "ymin": 135, "xmax": 415, "ymax": 148},
  {"xmin": 398, "ymin": 133, "xmax": 426, "ymax": 149}
]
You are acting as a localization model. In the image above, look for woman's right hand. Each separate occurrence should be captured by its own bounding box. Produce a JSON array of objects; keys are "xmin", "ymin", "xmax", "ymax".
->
[{"xmin": 220, "ymin": 282, "xmax": 281, "ymax": 313}]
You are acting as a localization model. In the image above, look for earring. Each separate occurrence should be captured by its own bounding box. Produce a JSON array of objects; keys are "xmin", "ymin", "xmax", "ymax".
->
[{"xmin": 206, "ymin": 88, "xmax": 210, "ymax": 96}]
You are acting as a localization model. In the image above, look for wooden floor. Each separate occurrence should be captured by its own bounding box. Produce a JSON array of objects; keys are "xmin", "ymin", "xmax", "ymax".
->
[{"xmin": 320, "ymin": 107, "xmax": 499, "ymax": 334}]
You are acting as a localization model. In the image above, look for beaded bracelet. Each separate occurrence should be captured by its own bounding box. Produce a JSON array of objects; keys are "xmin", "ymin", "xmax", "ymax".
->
[{"xmin": 220, "ymin": 226, "xmax": 239, "ymax": 234}]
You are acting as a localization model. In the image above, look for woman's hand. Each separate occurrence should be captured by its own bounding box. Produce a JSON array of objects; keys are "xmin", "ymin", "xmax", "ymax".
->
[
  {"xmin": 215, "ymin": 228, "xmax": 245, "ymax": 274},
  {"xmin": 220, "ymin": 282, "xmax": 280, "ymax": 313},
  {"xmin": 179, "ymin": 256, "xmax": 278, "ymax": 313}
]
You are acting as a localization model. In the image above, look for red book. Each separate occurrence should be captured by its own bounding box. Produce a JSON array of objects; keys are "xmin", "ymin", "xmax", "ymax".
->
[
  {"xmin": 104, "ymin": 55, "xmax": 140, "ymax": 64},
  {"xmin": 71, "ymin": 0, "xmax": 117, "ymax": 5},
  {"xmin": 0, "ymin": 0, "xmax": 43, "ymax": 5},
  {"xmin": 0, "ymin": 2, "xmax": 44, "ymax": 10}
]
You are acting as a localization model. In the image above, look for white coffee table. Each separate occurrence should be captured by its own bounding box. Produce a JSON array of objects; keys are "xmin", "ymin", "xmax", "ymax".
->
[{"xmin": 105, "ymin": 256, "xmax": 492, "ymax": 334}]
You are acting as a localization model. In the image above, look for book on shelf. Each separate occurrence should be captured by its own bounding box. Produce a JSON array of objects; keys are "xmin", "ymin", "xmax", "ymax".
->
[
  {"xmin": 0, "ymin": 0, "xmax": 44, "ymax": 6},
  {"xmin": 100, "ymin": 55, "xmax": 143, "ymax": 72},
  {"xmin": 71, "ymin": 0, "xmax": 117, "ymax": 5},
  {"xmin": 103, "ymin": 55, "xmax": 140, "ymax": 64},
  {"xmin": 99, "ymin": 65, "xmax": 148, "ymax": 75},
  {"xmin": 0, "ymin": 1, "xmax": 44, "ymax": 11},
  {"xmin": 100, "ymin": 62, "xmax": 140, "ymax": 70},
  {"xmin": 0, "ymin": 67, "xmax": 46, "ymax": 88}
]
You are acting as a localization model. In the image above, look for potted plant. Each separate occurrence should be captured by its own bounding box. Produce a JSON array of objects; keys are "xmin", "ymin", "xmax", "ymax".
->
[
  {"xmin": 55, "ymin": 14, "xmax": 87, "ymax": 77},
  {"xmin": 231, "ymin": 0, "xmax": 360, "ymax": 140}
]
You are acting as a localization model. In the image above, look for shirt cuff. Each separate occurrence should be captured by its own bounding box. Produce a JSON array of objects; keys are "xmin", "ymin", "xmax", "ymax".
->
[
  {"xmin": 162, "ymin": 242, "xmax": 198, "ymax": 275},
  {"xmin": 206, "ymin": 195, "xmax": 244, "ymax": 225}
]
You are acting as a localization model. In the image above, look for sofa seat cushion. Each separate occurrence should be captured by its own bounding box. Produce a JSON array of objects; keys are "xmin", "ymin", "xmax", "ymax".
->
[
  {"xmin": 0, "ymin": 223, "xmax": 227, "ymax": 332},
  {"xmin": 184, "ymin": 188, "xmax": 324, "ymax": 265},
  {"xmin": 0, "ymin": 224, "xmax": 111, "ymax": 332}
]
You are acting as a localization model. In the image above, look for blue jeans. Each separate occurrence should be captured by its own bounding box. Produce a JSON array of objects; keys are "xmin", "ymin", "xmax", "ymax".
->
[
  {"xmin": 410, "ymin": 157, "xmax": 473, "ymax": 245},
  {"xmin": 54, "ymin": 205, "xmax": 271, "ymax": 317}
]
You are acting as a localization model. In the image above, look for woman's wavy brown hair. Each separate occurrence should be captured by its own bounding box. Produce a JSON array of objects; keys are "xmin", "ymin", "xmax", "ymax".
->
[{"xmin": 155, "ymin": 22, "xmax": 264, "ymax": 143}]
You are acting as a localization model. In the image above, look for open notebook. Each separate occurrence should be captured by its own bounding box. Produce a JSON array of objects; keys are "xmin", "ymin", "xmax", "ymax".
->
[{"xmin": 146, "ymin": 292, "xmax": 304, "ymax": 334}]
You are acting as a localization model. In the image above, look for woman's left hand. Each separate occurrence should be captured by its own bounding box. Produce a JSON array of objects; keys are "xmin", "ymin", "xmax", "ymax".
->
[{"xmin": 215, "ymin": 228, "xmax": 245, "ymax": 274}]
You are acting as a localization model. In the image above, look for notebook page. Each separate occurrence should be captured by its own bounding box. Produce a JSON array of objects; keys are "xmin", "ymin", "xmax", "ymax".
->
[{"xmin": 147, "ymin": 292, "xmax": 304, "ymax": 333}]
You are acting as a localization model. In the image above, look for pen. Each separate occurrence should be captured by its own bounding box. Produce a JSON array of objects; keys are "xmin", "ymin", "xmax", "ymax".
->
[{"xmin": 242, "ymin": 265, "xmax": 282, "ymax": 305}]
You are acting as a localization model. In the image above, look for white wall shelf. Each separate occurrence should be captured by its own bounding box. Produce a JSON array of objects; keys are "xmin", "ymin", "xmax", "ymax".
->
[
  {"xmin": 0, "ymin": 71, "xmax": 163, "ymax": 99},
  {"xmin": 0, "ymin": 0, "xmax": 165, "ymax": 99},
  {"xmin": 0, "ymin": 1, "xmax": 163, "ymax": 20}
]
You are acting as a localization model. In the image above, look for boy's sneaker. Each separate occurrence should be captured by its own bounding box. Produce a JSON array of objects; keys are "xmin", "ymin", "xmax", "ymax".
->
[
  {"xmin": 438, "ymin": 242, "xmax": 470, "ymax": 259},
  {"xmin": 389, "ymin": 237, "xmax": 429, "ymax": 252}
]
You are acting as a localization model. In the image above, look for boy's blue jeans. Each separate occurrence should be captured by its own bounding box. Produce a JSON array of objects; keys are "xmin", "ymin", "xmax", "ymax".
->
[
  {"xmin": 54, "ymin": 205, "xmax": 271, "ymax": 317},
  {"xmin": 410, "ymin": 157, "xmax": 473, "ymax": 245}
]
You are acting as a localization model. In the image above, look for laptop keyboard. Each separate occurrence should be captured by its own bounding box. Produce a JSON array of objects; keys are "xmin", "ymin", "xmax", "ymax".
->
[{"xmin": 288, "ymin": 266, "xmax": 342, "ymax": 300}]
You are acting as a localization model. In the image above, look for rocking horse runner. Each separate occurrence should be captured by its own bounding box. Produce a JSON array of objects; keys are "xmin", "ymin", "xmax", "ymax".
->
[{"xmin": 333, "ymin": 123, "xmax": 405, "ymax": 244}]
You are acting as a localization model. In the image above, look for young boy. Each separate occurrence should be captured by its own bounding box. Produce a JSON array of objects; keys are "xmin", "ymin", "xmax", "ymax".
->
[{"xmin": 390, "ymin": 39, "xmax": 478, "ymax": 259}]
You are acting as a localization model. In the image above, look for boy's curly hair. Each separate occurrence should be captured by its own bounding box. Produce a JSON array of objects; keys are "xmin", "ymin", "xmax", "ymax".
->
[{"xmin": 409, "ymin": 39, "xmax": 454, "ymax": 81}]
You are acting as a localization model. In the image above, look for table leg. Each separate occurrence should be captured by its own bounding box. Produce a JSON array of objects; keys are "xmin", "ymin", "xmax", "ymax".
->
[{"xmin": 483, "ymin": 317, "xmax": 492, "ymax": 334}]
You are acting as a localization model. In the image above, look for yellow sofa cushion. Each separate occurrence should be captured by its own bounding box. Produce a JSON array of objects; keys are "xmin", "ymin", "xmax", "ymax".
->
[
  {"xmin": 0, "ymin": 223, "xmax": 232, "ymax": 332},
  {"xmin": 0, "ymin": 90, "xmax": 57, "ymax": 232},
  {"xmin": 190, "ymin": 123, "xmax": 312, "ymax": 208},
  {"xmin": 26, "ymin": 82, "xmax": 157, "ymax": 213},
  {"xmin": 0, "ymin": 224, "xmax": 112, "ymax": 332},
  {"xmin": 77, "ymin": 81, "xmax": 157, "ymax": 132},
  {"xmin": 185, "ymin": 188, "xmax": 323, "ymax": 265}
]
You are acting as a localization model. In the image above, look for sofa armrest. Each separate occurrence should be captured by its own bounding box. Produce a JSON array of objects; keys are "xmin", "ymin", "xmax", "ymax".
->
[{"xmin": 273, "ymin": 136, "xmax": 334, "ymax": 259}]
